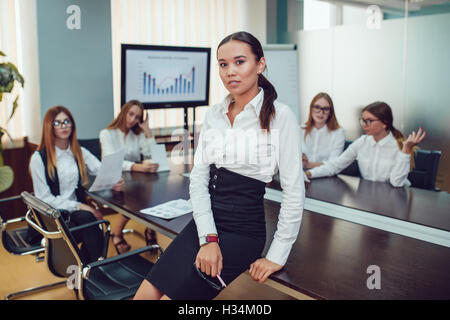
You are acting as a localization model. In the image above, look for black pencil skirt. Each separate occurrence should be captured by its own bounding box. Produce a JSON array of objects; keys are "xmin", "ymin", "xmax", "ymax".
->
[{"xmin": 145, "ymin": 164, "xmax": 267, "ymax": 300}]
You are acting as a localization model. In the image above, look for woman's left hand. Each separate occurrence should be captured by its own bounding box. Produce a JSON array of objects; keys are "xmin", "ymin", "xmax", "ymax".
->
[
  {"xmin": 402, "ymin": 127, "xmax": 427, "ymax": 154},
  {"xmin": 249, "ymin": 258, "xmax": 282, "ymax": 283},
  {"xmin": 112, "ymin": 178, "xmax": 125, "ymax": 192}
]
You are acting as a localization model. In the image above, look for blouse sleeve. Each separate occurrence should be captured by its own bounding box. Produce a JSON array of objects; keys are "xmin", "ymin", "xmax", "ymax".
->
[
  {"xmin": 139, "ymin": 134, "xmax": 156, "ymax": 160},
  {"xmin": 265, "ymin": 106, "xmax": 305, "ymax": 266},
  {"xmin": 310, "ymin": 136, "xmax": 361, "ymax": 178},
  {"xmin": 100, "ymin": 129, "xmax": 134, "ymax": 171},
  {"xmin": 328, "ymin": 128, "xmax": 346, "ymax": 160},
  {"xmin": 29, "ymin": 152, "xmax": 80, "ymax": 212},
  {"xmin": 389, "ymin": 151, "xmax": 411, "ymax": 187},
  {"xmin": 189, "ymin": 112, "xmax": 218, "ymax": 239},
  {"xmin": 81, "ymin": 147, "xmax": 101, "ymax": 176}
]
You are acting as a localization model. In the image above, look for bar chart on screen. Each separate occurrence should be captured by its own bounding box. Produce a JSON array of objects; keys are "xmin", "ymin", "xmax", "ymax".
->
[
  {"xmin": 142, "ymin": 66, "xmax": 195, "ymax": 96},
  {"xmin": 125, "ymin": 49, "xmax": 208, "ymax": 104}
]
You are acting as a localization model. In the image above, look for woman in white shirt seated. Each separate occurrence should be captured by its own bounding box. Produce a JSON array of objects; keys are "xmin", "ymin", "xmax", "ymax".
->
[
  {"xmin": 100, "ymin": 100, "xmax": 159, "ymax": 254},
  {"xmin": 301, "ymin": 92, "xmax": 345, "ymax": 169},
  {"xmin": 305, "ymin": 101, "xmax": 426, "ymax": 187},
  {"xmin": 28, "ymin": 106, "xmax": 124, "ymax": 262},
  {"xmin": 134, "ymin": 31, "xmax": 304, "ymax": 300}
]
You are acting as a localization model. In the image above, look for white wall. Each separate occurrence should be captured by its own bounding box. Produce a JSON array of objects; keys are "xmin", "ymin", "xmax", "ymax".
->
[{"xmin": 288, "ymin": 12, "xmax": 450, "ymax": 190}]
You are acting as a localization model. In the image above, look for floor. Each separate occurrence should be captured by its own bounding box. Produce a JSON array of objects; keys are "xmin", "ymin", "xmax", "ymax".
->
[{"xmin": 0, "ymin": 213, "xmax": 296, "ymax": 300}]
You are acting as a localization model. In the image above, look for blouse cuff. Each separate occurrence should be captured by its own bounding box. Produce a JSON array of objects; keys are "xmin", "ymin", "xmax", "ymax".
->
[
  {"xmin": 193, "ymin": 213, "xmax": 218, "ymax": 238},
  {"xmin": 122, "ymin": 160, "xmax": 134, "ymax": 172},
  {"xmin": 265, "ymin": 238, "xmax": 291, "ymax": 266}
]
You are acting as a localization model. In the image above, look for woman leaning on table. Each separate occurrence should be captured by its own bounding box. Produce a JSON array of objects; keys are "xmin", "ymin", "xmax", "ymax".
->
[
  {"xmin": 305, "ymin": 101, "xmax": 426, "ymax": 187},
  {"xmin": 28, "ymin": 106, "xmax": 124, "ymax": 262},
  {"xmin": 133, "ymin": 31, "xmax": 305, "ymax": 300},
  {"xmin": 301, "ymin": 92, "xmax": 345, "ymax": 170},
  {"xmin": 100, "ymin": 100, "xmax": 159, "ymax": 254}
]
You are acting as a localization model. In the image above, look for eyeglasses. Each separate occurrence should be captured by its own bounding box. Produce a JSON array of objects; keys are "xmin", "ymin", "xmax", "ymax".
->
[
  {"xmin": 360, "ymin": 118, "xmax": 380, "ymax": 127},
  {"xmin": 312, "ymin": 105, "xmax": 331, "ymax": 114},
  {"xmin": 193, "ymin": 263, "xmax": 227, "ymax": 291},
  {"xmin": 52, "ymin": 119, "xmax": 72, "ymax": 128}
]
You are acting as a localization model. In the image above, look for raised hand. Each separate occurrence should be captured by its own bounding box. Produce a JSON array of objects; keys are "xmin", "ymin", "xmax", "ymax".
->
[{"xmin": 402, "ymin": 127, "xmax": 427, "ymax": 154}]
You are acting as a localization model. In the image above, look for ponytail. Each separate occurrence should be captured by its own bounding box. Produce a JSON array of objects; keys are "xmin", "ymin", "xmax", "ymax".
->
[{"xmin": 258, "ymin": 74, "xmax": 277, "ymax": 132}]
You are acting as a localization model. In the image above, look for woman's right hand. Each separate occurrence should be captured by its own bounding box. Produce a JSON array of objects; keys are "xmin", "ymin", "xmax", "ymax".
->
[
  {"xmin": 131, "ymin": 161, "xmax": 159, "ymax": 173},
  {"xmin": 195, "ymin": 242, "xmax": 223, "ymax": 278}
]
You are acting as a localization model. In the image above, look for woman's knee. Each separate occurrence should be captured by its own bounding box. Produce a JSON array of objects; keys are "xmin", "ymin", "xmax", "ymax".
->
[{"xmin": 133, "ymin": 279, "xmax": 163, "ymax": 300}]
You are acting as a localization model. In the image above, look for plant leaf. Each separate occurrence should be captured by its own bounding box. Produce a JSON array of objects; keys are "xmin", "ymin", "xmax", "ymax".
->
[
  {"xmin": 8, "ymin": 96, "xmax": 19, "ymax": 122},
  {"xmin": 0, "ymin": 92, "xmax": 2, "ymax": 102},
  {"xmin": 0, "ymin": 127, "xmax": 13, "ymax": 144},
  {"xmin": 0, "ymin": 51, "xmax": 5, "ymax": 57},
  {"xmin": 0, "ymin": 165, "xmax": 14, "ymax": 193},
  {"xmin": 6, "ymin": 62, "xmax": 24, "ymax": 87}
]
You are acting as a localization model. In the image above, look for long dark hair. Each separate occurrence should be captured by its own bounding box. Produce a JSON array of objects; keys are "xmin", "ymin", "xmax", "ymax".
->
[
  {"xmin": 218, "ymin": 31, "xmax": 277, "ymax": 132},
  {"xmin": 363, "ymin": 101, "xmax": 416, "ymax": 168}
]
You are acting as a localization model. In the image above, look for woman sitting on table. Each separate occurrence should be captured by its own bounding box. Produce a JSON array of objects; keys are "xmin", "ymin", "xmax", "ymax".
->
[
  {"xmin": 301, "ymin": 92, "xmax": 345, "ymax": 169},
  {"xmin": 28, "ymin": 106, "xmax": 124, "ymax": 262},
  {"xmin": 134, "ymin": 31, "xmax": 304, "ymax": 300},
  {"xmin": 100, "ymin": 100, "xmax": 159, "ymax": 254},
  {"xmin": 305, "ymin": 101, "xmax": 426, "ymax": 187}
]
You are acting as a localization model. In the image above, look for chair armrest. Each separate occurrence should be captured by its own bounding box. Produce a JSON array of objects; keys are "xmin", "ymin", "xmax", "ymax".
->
[
  {"xmin": 69, "ymin": 219, "xmax": 111, "ymax": 258},
  {"xmin": 0, "ymin": 195, "xmax": 22, "ymax": 203},
  {"xmin": 68, "ymin": 219, "xmax": 110, "ymax": 233},
  {"xmin": 82, "ymin": 244, "xmax": 162, "ymax": 279}
]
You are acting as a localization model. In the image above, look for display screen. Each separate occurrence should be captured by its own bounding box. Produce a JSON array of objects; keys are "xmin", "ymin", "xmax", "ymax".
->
[{"xmin": 121, "ymin": 44, "xmax": 211, "ymax": 109}]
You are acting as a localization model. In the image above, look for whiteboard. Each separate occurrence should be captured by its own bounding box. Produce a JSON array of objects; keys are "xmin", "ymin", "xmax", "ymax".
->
[{"xmin": 263, "ymin": 44, "xmax": 300, "ymax": 123}]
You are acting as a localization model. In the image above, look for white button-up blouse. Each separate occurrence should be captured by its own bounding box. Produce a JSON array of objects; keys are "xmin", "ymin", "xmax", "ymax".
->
[
  {"xmin": 309, "ymin": 132, "xmax": 411, "ymax": 187},
  {"xmin": 99, "ymin": 128, "xmax": 156, "ymax": 171},
  {"xmin": 29, "ymin": 145, "xmax": 101, "ymax": 212},
  {"xmin": 189, "ymin": 89, "xmax": 305, "ymax": 266},
  {"xmin": 300, "ymin": 125, "xmax": 345, "ymax": 163}
]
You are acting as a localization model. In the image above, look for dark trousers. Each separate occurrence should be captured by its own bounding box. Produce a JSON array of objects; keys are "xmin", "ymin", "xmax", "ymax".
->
[{"xmin": 26, "ymin": 209, "xmax": 104, "ymax": 263}]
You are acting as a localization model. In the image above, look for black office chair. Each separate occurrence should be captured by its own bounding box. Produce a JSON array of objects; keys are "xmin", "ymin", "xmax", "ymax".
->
[
  {"xmin": 340, "ymin": 140, "xmax": 361, "ymax": 177},
  {"xmin": 78, "ymin": 138, "xmax": 102, "ymax": 160},
  {"xmin": 1, "ymin": 195, "xmax": 67, "ymax": 300},
  {"xmin": 21, "ymin": 191, "xmax": 162, "ymax": 300},
  {"xmin": 408, "ymin": 150, "xmax": 441, "ymax": 191}
]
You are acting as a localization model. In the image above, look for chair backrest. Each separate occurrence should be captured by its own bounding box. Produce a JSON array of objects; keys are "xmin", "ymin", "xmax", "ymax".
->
[
  {"xmin": 21, "ymin": 192, "xmax": 85, "ymax": 278},
  {"xmin": 340, "ymin": 140, "xmax": 361, "ymax": 177},
  {"xmin": 408, "ymin": 150, "xmax": 441, "ymax": 190},
  {"xmin": 78, "ymin": 139, "xmax": 101, "ymax": 160}
]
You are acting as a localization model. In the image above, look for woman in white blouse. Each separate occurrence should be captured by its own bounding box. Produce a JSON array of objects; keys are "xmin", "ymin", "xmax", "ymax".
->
[
  {"xmin": 301, "ymin": 92, "xmax": 345, "ymax": 169},
  {"xmin": 134, "ymin": 32, "xmax": 304, "ymax": 300},
  {"xmin": 305, "ymin": 101, "xmax": 426, "ymax": 187},
  {"xmin": 28, "ymin": 106, "xmax": 124, "ymax": 262},
  {"xmin": 100, "ymin": 100, "xmax": 159, "ymax": 253}
]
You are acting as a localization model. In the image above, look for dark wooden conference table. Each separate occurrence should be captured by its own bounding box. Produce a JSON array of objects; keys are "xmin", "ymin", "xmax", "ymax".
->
[{"xmin": 87, "ymin": 160, "xmax": 450, "ymax": 300}]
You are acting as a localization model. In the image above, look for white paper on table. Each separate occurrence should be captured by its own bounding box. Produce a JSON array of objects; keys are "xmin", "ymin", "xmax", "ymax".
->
[
  {"xmin": 140, "ymin": 199, "xmax": 192, "ymax": 219},
  {"xmin": 88, "ymin": 149, "xmax": 125, "ymax": 192},
  {"xmin": 151, "ymin": 143, "xmax": 170, "ymax": 172}
]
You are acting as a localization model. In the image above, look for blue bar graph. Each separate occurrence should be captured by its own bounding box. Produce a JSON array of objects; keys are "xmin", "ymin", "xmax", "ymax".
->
[{"xmin": 141, "ymin": 66, "xmax": 196, "ymax": 97}]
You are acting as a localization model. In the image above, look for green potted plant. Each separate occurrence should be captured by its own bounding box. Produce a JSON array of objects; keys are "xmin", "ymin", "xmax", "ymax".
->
[{"xmin": 0, "ymin": 50, "xmax": 24, "ymax": 193}]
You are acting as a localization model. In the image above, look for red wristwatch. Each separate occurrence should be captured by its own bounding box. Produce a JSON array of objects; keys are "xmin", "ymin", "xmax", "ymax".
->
[{"xmin": 199, "ymin": 234, "xmax": 219, "ymax": 246}]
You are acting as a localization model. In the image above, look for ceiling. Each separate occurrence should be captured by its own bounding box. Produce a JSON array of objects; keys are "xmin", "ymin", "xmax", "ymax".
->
[{"xmin": 317, "ymin": 0, "xmax": 450, "ymax": 11}]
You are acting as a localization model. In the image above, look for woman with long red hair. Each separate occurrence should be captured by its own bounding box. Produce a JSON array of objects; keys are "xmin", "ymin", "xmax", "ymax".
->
[
  {"xmin": 28, "ymin": 106, "xmax": 124, "ymax": 262},
  {"xmin": 100, "ymin": 100, "xmax": 159, "ymax": 253},
  {"xmin": 301, "ymin": 92, "xmax": 345, "ymax": 169}
]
